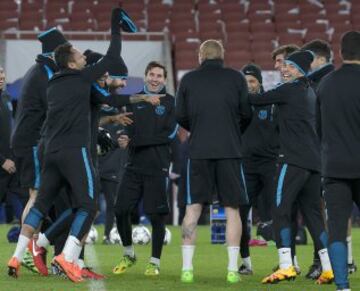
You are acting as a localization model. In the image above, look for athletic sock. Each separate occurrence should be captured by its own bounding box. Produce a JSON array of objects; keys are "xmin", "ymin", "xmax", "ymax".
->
[
  {"xmin": 182, "ymin": 245, "xmax": 195, "ymax": 271},
  {"xmin": 227, "ymin": 246, "xmax": 240, "ymax": 272},
  {"xmin": 242, "ymin": 256, "xmax": 252, "ymax": 270},
  {"xmin": 13, "ymin": 234, "xmax": 30, "ymax": 261},
  {"xmin": 318, "ymin": 248, "xmax": 332, "ymax": 272},
  {"xmin": 278, "ymin": 248, "xmax": 292, "ymax": 269},
  {"xmin": 36, "ymin": 232, "xmax": 50, "ymax": 249},
  {"xmin": 123, "ymin": 245, "xmax": 135, "ymax": 258},
  {"xmin": 150, "ymin": 257, "xmax": 160, "ymax": 267},
  {"xmin": 347, "ymin": 236, "xmax": 353, "ymax": 264},
  {"xmin": 76, "ymin": 258, "xmax": 85, "ymax": 269},
  {"xmin": 63, "ymin": 235, "xmax": 82, "ymax": 262},
  {"xmin": 293, "ymin": 255, "xmax": 300, "ymax": 269}
]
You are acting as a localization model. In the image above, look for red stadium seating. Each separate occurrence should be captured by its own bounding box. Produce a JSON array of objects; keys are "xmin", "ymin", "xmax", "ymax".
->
[{"xmin": 1, "ymin": 0, "xmax": 354, "ymax": 72}]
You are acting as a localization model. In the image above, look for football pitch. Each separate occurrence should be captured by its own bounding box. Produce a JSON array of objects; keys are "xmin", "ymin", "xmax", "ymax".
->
[{"xmin": 0, "ymin": 224, "xmax": 359, "ymax": 291}]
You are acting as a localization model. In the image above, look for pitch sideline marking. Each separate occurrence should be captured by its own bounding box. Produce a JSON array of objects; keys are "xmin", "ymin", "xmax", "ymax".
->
[{"xmin": 85, "ymin": 245, "xmax": 107, "ymax": 291}]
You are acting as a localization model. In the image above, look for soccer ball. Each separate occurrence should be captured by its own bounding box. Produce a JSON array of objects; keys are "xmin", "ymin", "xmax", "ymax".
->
[
  {"xmin": 85, "ymin": 226, "xmax": 98, "ymax": 245},
  {"xmin": 109, "ymin": 227, "xmax": 122, "ymax": 245},
  {"xmin": 163, "ymin": 227, "xmax": 172, "ymax": 245},
  {"xmin": 132, "ymin": 225, "xmax": 151, "ymax": 245}
]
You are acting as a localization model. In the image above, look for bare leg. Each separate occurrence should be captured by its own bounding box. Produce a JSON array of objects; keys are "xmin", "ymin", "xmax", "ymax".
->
[
  {"xmin": 21, "ymin": 188, "xmax": 38, "ymax": 224},
  {"xmin": 181, "ymin": 203, "xmax": 203, "ymax": 245},
  {"xmin": 181, "ymin": 203, "xmax": 202, "ymax": 272}
]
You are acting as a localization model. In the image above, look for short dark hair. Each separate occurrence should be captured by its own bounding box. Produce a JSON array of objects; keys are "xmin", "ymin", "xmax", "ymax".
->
[
  {"xmin": 302, "ymin": 39, "xmax": 332, "ymax": 62},
  {"xmin": 272, "ymin": 44, "xmax": 299, "ymax": 60},
  {"xmin": 145, "ymin": 61, "xmax": 167, "ymax": 79},
  {"xmin": 341, "ymin": 31, "xmax": 360, "ymax": 61},
  {"xmin": 54, "ymin": 43, "xmax": 74, "ymax": 69}
]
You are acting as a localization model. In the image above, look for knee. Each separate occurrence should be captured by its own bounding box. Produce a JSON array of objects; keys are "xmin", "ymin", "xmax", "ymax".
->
[
  {"xmin": 115, "ymin": 207, "xmax": 130, "ymax": 219},
  {"xmin": 24, "ymin": 207, "xmax": 45, "ymax": 229},
  {"xmin": 148, "ymin": 214, "xmax": 165, "ymax": 227}
]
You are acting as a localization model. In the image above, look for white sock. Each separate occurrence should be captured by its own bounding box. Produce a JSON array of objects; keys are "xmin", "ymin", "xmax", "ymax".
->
[
  {"xmin": 76, "ymin": 258, "xmax": 85, "ymax": 269},
  {"xmin": 318, "ymin": 248, "xmax": 332, "ymax": 272},
  {"xmin": 36, "ymin": 233, "xmax": 50, "ymax": 249},
  {"xmin": 13, "ymin": 234, "xmax": 30, "ymax": 261},
  {"xmin": 347, "ymin": 236, "xmax": 353, "ymax": 264},
  {"xmin": 278, "ymin": 248, "xmax": 292, "ymax": 269},
  {"xmin": 150, "ymin": 257, "xmax": 160, "ymax": 267},
  {"xmin": 293, "ymin": 255, "xmax": 300, "ymax": 268},
  {"xmin": 123, "ymin": 245, "xmax": 135, "ymax": 258},
  {"xmin": 63, "ymin": 235, "xmax": 82, "ymax": 263},
  {"xmin": 242, "ymin": 256, "xmax": 252, "ymax": 270},
  {"xmin": 227, "ymin": 246, "xmax": 240, "ymax": 272},
  {"xmin": 182, "ymin": 245, "xmax": 195, "ymax": 271}
]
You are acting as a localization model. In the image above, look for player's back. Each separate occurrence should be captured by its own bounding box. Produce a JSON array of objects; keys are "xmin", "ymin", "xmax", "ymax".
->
[
  {"xmin": 176, "ymin": 59, "xmax": 251, "ymax": 159},
  {"xmin": 12, "ymin": 56, "xmax": 54, "ymax": 149},
  {"xmin": 318, "ymin": 63, "xmax": 360, "ymax": 178}
]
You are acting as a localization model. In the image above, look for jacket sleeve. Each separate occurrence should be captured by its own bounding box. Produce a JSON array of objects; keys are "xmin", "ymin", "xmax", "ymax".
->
[
  {"xmin": 90, "ymin": 83, "xmax": 130, "ymax": 107},
  {"xmin": 238, "ymin": 74, "xmax": 252, "ymax": 133},
  {"xmin": 316, "ymin": 92, "xmax": 322, "ymax": 139},
  {"xmin": 249, "ymin": 84, "xmax": 288, "ymax": 105},
  {"xmin": 0, "ymin": 154, "xmax": 6, "ymax": 166},
  {"xmin": 81, "ymin": 34, "xmax": 121, "ymax": 83},
  {"xmin": 175, "ymin": 78, "xmax": 190, "ymax": 130}
]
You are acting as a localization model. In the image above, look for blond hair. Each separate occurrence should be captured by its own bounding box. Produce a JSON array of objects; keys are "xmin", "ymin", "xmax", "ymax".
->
[{"xmin": 199, "ymin": 39, "xmax": 224, "ymax": 63}]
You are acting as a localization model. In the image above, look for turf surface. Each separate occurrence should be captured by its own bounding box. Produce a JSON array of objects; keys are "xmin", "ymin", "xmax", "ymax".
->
[{"xmin": 0, "ymin": 224, "xmax": 359, "ymax": 290}]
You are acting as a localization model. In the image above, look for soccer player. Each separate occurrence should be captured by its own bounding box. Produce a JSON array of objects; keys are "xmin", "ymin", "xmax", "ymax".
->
[
  {"xmin": 238, "ymin": 63, "xmax": 277, "ymax": 275},
  {"xmin": 176, "ymin": 39, "xmax": 251, "ymax": 284},
  {"xmin": 112, "ymin": 61, "xmax": 177, "ymax": 276},
  {"xmin": 272, "ymin": 44, "xmax": 300, "ymax": 71},
  {"xmin": 0, "ymin": 67, "xmax": 16, "ymax": 202},
  {"xmin": 11, "ymin": 28, "xmax": 67, "ymax": 225},
  {"xmin": 301, "ymin": 39, "xmax": 337, "ymax": 280},
  {"xmin": 271, "ymin": 44, "xmax": 305, "ymax": 275},
  {"xmin": 249, "ymin": 51, "xmax": 333, "ymax": 285},
  {"xmin": 303, "ymin": 39, "xmax": 335, "ymax": 91},
  {"xmin": 317, "ymin": 31, "xmax": 360, "ymax": 291},
  {"xmin": 26, "ymin": 45, "xmax": 161, "ymax": 279},
  {"xmin": 7, "ymin": 7, "xmax": 124, "ymax": 282}
]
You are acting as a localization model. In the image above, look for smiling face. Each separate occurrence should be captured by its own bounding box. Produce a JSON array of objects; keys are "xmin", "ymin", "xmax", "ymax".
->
[
  {"xmin": 274, "ymin": 53, "xmax": 285, "ymax": 71},
  {"xmin": 281, "ymin": 62, "xmax": 304, "ymax": 82},
  {"xmin": 144, "ymin": 66, "xmax": 166, "ymax": 93},
  {"xmin": 0, "ymin": 67, "xmax": 5, "ymax": 90}
]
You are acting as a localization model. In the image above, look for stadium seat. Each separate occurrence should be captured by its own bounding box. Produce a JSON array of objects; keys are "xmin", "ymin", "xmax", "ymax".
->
[{"xmin": 278, "ymin": 33, "xmax": 304, "ymax": 46}]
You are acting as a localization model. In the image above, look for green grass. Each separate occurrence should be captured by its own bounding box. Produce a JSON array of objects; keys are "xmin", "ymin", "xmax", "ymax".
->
[{"xmin": 0, "ymin": 224, "xmax": 359, "ymax": 290}]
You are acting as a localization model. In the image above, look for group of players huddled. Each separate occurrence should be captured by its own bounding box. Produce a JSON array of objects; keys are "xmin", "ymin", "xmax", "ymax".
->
[{"xmin": 2, "ymin": 6, "xmax": 359, "ymax": 291}]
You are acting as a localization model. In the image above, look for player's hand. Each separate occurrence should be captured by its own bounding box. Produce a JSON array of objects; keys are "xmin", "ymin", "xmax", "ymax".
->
[
  {"xmin": 118, "ymin": 135, "xmax": 130, "ymax": 149},
  {"xmin": 2, "ymin": 159, "xmax": 16, "ymax": 174},
  {"xmin": 169, "ymin": 172, "xmax": 180, "ymax": 180},
  {"xmin": 113, "ymin": 112, "xmax": 133, "ymax": 126},
  {"xmin": 143, "ymin": 94, "xmax": 165, "ymax": 106}
]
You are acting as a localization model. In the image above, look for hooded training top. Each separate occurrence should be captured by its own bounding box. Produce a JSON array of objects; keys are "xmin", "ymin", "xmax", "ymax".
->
[
  {"xmin": 249, "ymin": 77, "xmax": 320, "ymax": 172},
  {"xmin": 317, "ymin": 64, "xmax": 360, "ymax": 178},
  {"xmin": 42, "ymin": 34, "xmax": 120, "ymax": 153},
  {"xmin": 176, "ymin": 59, "xmax": 252, "ymax": 159},
  {"xmin": 11, "ymin": 55, "xmax": 57, "ymax": 151}
]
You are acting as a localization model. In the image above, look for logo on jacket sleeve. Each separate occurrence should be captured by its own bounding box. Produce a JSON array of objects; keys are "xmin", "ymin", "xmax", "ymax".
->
[
  {"xmin": 258, "ymin": 110, "xmax": 268, "ymax": 120},
  {"xmin": 155, "ymin": 105, "xmax": 165, "ymax": 115}
]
